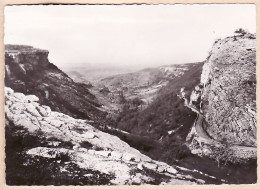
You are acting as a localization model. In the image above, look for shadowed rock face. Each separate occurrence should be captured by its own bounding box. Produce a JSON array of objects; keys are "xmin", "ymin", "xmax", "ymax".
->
[
  {"xmin": 5, "ymin": 45, "xmax": 106, "ymax": 121},
  {"xmin": 201, "ymin": 33, "xmax": 256, "ymax": 146}
]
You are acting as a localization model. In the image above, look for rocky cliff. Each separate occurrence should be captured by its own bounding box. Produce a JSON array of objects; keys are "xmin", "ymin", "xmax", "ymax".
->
[
  {"xmin": 185, "ymin": 32, "xmax": 257, "ymax": 161},
  {"xmin": 5, "ymin": 87, "xmax": 217, "ymax": 185},
  {"xmin": 5, "ymin": 45, "xmax": 106, "ymax": 121}
]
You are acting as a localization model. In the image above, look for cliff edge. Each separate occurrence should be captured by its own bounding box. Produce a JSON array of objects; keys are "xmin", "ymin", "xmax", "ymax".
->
[
  {"xmin": 184, "ymin": 32, "xmax": 256, "ymax": 162},
  {"xmin": 5, "ymin": 45, "xmax": 106, "ymax": 121}
]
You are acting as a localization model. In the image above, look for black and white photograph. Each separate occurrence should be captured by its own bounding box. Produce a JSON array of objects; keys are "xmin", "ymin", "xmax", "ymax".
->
[{"xmin": 3, "ymin": 3, "xmax": 257, "ymax": 185}]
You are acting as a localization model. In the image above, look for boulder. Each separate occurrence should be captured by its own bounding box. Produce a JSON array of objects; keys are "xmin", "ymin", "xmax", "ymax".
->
[
  {"xmin": 87, "ymin": 149, "xmax": 95, "ymax": 155},
  {"xmin": 12, "ymin": 92, "xmax": 26, "ymax": 101},
  {"xmin": 10, "ymin": 103, "xmax": 26, "ymax": 114},
  {"xmin": 37, "ymin": 106, "xmax": 49, "ymax": 117},
  {"xmin": 95, "ymin": 151, "xmax": 111, "ymax": 158},
  {"xmin": 82, "ymin": 132, "xmax": 95, "ymax": 139},
  {"xmin": 47, "ymin": 118, "xmax": 63, "ymax": 127},
  {"xmin": 131, "ymin": 177, "xmax": 141, "ymax": 185},
  {"xmin": 122, "ymin": 153, "xmax": 138, "ymax": 162},
  {"xmin": 137, "ymin": 163, "xmax": 143, "ymax": 170},
  {"xmin": 5, "ymin": 87, "xmax": 14, "ymax": 95},
  {"xmin": 27, "ymin": 147, "xmax": 59, "ymax": 158},
  {"xmin": 157, "ymin": 166, "xmax": 166, "ymax": 173},
  {"xmin": 14, "ymin": 117, "xmax": 39, "ymax": 132},
  {"xmin": 166, "ymin": 167, "xmax": 178, "ymax": 174},
  {"xmin": 26, "ymin": 95, "xmax": 39, "ymax": 102},
  {"xmin": 143, "ymin": 162, "xmax": 157, "ymax": 170},
  {"xmin": 25, "ymin": 103, "xmax": 41, "ymax": 117},
  {"xmin": 110, "ymin": 151, "xmax": 123, "ymax": 160}
]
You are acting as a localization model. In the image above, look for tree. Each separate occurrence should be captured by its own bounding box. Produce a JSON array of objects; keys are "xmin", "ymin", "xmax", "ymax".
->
[
  {"xmin": 234, "ymin": 28, "xmax": 248, "ymax": 36},
  {"xmin": 210, "ymin": 138, "xmax": 246, "ymax": 167},
  {"xmin": 118, "ymin": 91, "xmax": 127, "ymax": 104},
  {"xmin": 132, "ymin": 97, "xmax": 144, "ymax": 109},
  {"xmin": 99, "ymin": 86, "xmax": 110, "ymax": 95}
]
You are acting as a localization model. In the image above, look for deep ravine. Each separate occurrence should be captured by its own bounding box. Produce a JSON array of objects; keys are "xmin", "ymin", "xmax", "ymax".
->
[{"xmin": 4, "ymin": 31, "xmax": 257, "ymax": 185}]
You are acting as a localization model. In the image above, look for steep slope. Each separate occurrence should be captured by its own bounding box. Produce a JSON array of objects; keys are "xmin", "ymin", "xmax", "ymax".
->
[
  {"xmin": 63, "ymin": 70, "xmax": 92, "ymax": 86},
  {"xmin": 5, "ymin": 87, "xmax": 213, "ymax": 185},
  {"xmin": 81, "ymin": 63, "xmax": 201, "ymax": 120},
  {"xmin": 184, "ymin": 32, "xmax": 256, "ymax": 161},
  {"xmin": 5, "ymin": 45, "xmax": 106, "ymax": 121},
  {"xmin": 116, "ymin": 62, "xmax": 203, "ymax": 140}
]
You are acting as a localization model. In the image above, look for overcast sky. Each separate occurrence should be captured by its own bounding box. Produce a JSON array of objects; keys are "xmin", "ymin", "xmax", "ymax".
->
[{"xmin": 4, "ymin": 4, "xmax": 256, "ymax": 69}]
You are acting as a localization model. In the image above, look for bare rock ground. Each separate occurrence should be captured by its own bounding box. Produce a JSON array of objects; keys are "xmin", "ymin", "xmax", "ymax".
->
[{"xmin": 5, "ymin": 87, "xmax": 213, "ymax": 185}]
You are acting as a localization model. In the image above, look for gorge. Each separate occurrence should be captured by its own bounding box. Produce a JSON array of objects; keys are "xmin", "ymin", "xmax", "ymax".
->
[{"xmin": 4, "ymin": 31, "xmax": 257, "ymax": 185}]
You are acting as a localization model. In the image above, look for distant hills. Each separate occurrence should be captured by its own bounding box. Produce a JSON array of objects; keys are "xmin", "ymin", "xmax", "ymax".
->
[{"xmin": 4, "ymin": 31, "xmax": 257, "ymax": 184}]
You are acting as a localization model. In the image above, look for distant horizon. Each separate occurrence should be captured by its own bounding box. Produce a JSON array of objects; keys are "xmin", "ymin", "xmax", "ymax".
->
[
  {"xmin": 5, "ymin": 43, "xmax": 203, "ymax": 70},
  {"xmin": 5, "ymin": 4, "xmax": 256, "ymax": 69}
]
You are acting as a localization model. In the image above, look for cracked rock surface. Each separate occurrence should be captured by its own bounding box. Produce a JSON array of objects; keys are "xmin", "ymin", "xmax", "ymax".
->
[
  {"xmin": 186, "ymin": 33, "xmax": 256, "ymax": 160},
  {"xmin": 5, "ymin": 87, "xmax": 207, "ymax": 185},
  {"xmin": 201, "ymin": 33, "xmax": 256, "ymax": 146}
]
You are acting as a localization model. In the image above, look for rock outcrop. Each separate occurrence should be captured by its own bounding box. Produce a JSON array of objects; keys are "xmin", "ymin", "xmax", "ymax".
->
[
  {"xmin": 5, "ymin": 45, "xmax": 106, "ymax": 121},
  {"xmin": 185, "ymin": 32, "xmax": 257, "ymax": 160},
  {"xmin": 5, "ymin": 87, "xmax": 217, "ymax": 185}
]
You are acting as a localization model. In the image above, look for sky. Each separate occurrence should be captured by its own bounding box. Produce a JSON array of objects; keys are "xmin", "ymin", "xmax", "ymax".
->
[{"xmin": 4, "ymin": 4, "xmax": 256, "ymax": 69}]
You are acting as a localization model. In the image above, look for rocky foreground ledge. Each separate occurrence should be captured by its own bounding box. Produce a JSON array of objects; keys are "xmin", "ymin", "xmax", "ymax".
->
[{"xmin": 5, "ymin": 87, "xmax": 220, "ymax": 185}]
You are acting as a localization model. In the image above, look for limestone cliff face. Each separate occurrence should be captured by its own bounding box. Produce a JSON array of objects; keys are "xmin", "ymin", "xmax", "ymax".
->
[
  {"xmin": 5, "ymin": 45, "xmax": 50, "ymax": 66},
  {"xmin": 186, "ymin": 32, "xmax": 256, "ymax": 160},
  {"xmin": 5, "ymin": 45, "xmax": 106, "ymax": 121},
  {"xmin": 201, "ymin": 33, "xmax": 256, "ymax": 146}
]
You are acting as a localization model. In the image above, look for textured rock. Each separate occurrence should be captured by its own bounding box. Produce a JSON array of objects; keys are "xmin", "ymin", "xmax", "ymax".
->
[
  {"xmin": 166, "ymin": 167, "xmax": 178, "ymax": 174},
  {"xmin": 137, "ymin": 163, "xmax": 143, "ymax": 170},
  {"xmin": 82, "ymin": 132, "xmax": 95, "ymax": 139},
  {"xmin": 143, "ymin": 162, "xmax": 158, "ymax": 171},
  {"xmin": 26, "ymin": 95, "xmax": 39, "ymax": 102},
  {"xmin": 186, "ymin": 32, "xmax": 257, "ymax": 160},
  {"xmin": 122, "ymin": 153, "xmax": 140, "ymax": 162},
  {"xmin": 5, "ymin": 44, "xmax": 106, "ymax": 121},
  {"xmin": 95, "ymin": 151, "xmax": 111, "ymax": 158},
  {"xmin": 201, "ymin": 33, "xmax": 256, "ymax": 146},
  {"xmin": 110, "ymin": 151, "xmax": 123, "ymax": 160},
  {"xmin": 5, "ymin": 87, "xmax": 209, "ymax": 185},
  {"xmin": 157, "ymin": 166, "xmax": 165, "ymax": 173}
]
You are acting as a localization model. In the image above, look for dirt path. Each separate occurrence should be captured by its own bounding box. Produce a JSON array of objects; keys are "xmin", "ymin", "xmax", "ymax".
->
[
  {"xmin": 194, "ymin": 113, "xmax": 256, "ymax": 151},
  {"xmin": 194, "ymin": 114, "xmax": 212, "ymax": 141}
]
